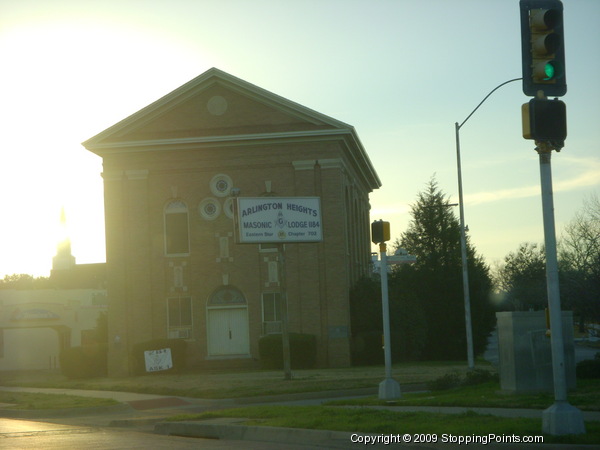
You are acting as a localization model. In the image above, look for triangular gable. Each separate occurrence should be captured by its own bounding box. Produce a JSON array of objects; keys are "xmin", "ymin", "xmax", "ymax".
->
[
  {"xmin": 83, "ymin": 68, "xmax": 351, "ymax": 151},
  {"xmin": 83, "ymin": 68, "xmax": 381, "ymax": 191}
]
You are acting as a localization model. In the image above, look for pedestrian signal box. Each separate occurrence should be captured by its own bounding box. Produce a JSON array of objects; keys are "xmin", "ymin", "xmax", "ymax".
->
[
  {"xmin": 371, "ymin": 220, "xmax": 390, "ymax": 244},
  {"xmin": 522, "ymin": 98, "xmax": 567, "ymax": 142}
]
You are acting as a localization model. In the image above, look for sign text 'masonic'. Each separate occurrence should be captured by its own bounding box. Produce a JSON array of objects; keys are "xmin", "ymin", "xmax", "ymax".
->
[{"xmin": 237, "ymin": 197, "xmax": 322, "ymax": 244}]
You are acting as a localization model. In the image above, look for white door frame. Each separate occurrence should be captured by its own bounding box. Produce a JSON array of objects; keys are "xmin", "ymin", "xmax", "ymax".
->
[{"xmin": 206, "ymin": 286, "xmax": 250, "ymax": 358}]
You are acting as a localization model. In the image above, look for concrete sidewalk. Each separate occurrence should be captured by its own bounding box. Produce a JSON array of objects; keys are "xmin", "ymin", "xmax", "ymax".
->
[{"xmin": 1, "ymin": 385, "xmax": 598, "ymax": 449}]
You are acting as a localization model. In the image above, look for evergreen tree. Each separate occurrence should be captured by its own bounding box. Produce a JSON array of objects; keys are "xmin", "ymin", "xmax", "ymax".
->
[{"xmin": 393, "ymin": 178, "xmax": 494, "ymax": 360}]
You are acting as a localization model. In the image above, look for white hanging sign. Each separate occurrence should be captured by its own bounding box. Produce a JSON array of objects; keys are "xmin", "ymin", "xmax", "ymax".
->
[{"xmin": 236, "ymin": 197, "xmax": 322, "ymax": 243}]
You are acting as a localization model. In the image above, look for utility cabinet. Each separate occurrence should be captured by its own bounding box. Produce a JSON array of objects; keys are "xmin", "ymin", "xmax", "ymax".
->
[{"xmin": 496, "ymin": 311, "xmax": 576, "ymax": 393}]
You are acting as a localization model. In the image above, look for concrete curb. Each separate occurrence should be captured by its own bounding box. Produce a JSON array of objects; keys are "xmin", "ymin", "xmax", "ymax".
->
[{"xmin": 154, "ymin": 419, "xmax": 353, "ymax": 448}]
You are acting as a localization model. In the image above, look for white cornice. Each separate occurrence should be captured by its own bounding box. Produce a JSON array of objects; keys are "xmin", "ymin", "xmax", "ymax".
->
[
  {"xmin": 85, "ymin": 128, "xmax": 354, "ymax": 152},
  {"xmin": 90, "ymin": 128, "xmax": 381, "ymax": 191},
  {"xmin": 125, "ymin": 169, "xmax": 149, "ymax": 180}
]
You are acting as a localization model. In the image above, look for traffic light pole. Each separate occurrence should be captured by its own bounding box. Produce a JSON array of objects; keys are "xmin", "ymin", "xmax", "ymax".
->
[
  {"xmin": 455, "ymin": 77, "xmax": 521, "ymax": 370},
  {"xmin": 377, "ymin": 241, "xmax": 401, "ymax": 400},
  {"xmin": 520, "ymin": 0, "xmax": 580, "ymax": 435},
  {"xmin": 536, "ymin": 144, "xmax": 585, "ymax": 435}
]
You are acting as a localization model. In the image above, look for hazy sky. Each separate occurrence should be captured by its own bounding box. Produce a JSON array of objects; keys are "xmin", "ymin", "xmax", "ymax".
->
[{"xmin": 1, "ymin": 0, "xmax": 599, "ymax": 277}]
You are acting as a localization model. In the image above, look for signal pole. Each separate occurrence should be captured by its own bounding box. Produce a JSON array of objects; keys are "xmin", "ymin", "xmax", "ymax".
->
[
  {"xmin": 520, "ymin": 0, "xmax": 585, "ymax": 435},
  {"xmin": 536, "ymin": 143, "xmax": 585, "ymax": 435},
  {"xmin": 372, "ymin": 220, "xmax": 401, "ymax": 400}
]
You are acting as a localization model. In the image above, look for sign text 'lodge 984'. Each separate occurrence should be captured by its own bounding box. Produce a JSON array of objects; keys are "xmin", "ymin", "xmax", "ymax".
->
[{"xmin": 236, "ymin": 197, "xmax": 322, "ymax": 243}]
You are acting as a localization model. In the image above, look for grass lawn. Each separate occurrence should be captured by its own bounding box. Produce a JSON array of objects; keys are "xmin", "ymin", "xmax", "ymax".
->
[
  {"xmin": 0, "ymin": 361, "xmax": 485, "ymax": 399},
  {"xmin": 0, "ymin": 362, "xmax": 477, "ymax": 411},
  {"xmin": 167, "ymin": 406, "xmax": 600, "ymax": 446},
  {"xmin": 328, "ymin": 379, "xmax": 600, "ymax": 411},
  {"xmin": 2, "ymin": 361, "xmax": 599, "ymax": 445}
]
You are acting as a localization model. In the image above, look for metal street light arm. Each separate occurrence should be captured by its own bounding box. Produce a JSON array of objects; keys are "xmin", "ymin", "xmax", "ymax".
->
[
  {"xmin": 458, "ymin": 78, "xmax": 522, "ymax": 130},
  {"xmin": 454, "ymin": 76, "xmax": 521, "ymax": 369}
]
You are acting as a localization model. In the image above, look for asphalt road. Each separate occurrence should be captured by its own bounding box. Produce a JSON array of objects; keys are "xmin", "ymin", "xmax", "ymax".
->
[{"xmin": 0, "ymin": 418, "xmax": 326, "ymax": 449}]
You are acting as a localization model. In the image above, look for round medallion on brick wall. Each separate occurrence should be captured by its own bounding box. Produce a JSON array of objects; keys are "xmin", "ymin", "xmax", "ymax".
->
[
  {"xmin": 210, "ymin": 174, "xmax": 233, "ymax": 197},
  {"xmin": 199, "ymin": 197, "xmax": 221, "ymax": 220},
  {"xmin": 207, "ymin": 95, "xmax": 228, "ymax": 116}
]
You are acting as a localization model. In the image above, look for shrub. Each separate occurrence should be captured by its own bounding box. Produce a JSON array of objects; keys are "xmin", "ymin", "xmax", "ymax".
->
[
  {"xmin": 426, "ymin": 369, "xmax": 498, "ymax": 391},
  {"xmin": 576, "ymin": 354, "xmax": 600, "ymax": 379},
  {"xmin": 463, "ymin": 368, "xmax": 498, "ymax": 385},
  {"xmin": 59, "ymin": 344, "xmax": 107, "ymax": 379},
  {"xmin": 426, "ymin": 371, "xmax": 462, "ymax": 391},
  {"xmin": 130, "ymin": 338, "xmax": 188, "ymax": 375},
  {"xmin": 259, "ymin": 333, "xmax": 316, "ymax": 369}
]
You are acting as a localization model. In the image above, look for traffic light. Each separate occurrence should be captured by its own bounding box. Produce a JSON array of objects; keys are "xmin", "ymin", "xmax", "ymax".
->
[
  {"xmin": 520, "ymin": 0, "xmax": 566, "ymax": 97},
  {"xmin": 522, "ymin": 98, "xmax": 566, "ymax": 142},
  {"xmin": 371, "ymin": 220, "xmax": 390, "ymax": 244}
]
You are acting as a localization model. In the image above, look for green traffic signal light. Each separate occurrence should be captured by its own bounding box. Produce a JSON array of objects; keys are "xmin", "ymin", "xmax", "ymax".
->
[
  {"xmin": 543, "ymin": 60, "xmax": 564, "ymax": 80},
  {"xmin": 520, "ymin": 0, "xmax": 566, "ymax": 97},
  {"xmin": 532, "ymin": 58, "xmax": 563, "ymax": 83},
  {"xmin": 544, "ymin": 62, "xmax": 555, "ymax": 79}
]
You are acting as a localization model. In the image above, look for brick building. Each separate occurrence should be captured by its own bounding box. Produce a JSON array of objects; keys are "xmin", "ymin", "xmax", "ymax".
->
[{"xmin": 83, "ymin": 68, "xmax": 380, "ymax": 376}]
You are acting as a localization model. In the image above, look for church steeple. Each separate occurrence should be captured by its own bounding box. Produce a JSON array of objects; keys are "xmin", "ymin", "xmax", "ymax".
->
[{"xmin": 52, "ymin": 207, "xmax": 76, "ymax": 271}]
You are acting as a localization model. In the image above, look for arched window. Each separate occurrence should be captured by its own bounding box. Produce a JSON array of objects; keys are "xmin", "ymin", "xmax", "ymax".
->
[
  {"xmin": 207, "ymin": 286, "xmax": 246, "ymax": 306},
  {"xmin": 164, "ymin": 200, "xmax": 189, "ymax": 256}
]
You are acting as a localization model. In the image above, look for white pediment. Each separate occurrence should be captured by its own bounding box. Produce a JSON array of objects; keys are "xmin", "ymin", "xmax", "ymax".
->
[{"xmin": 83, "ymin": 68, "xmax": 350, "ymax": 151}]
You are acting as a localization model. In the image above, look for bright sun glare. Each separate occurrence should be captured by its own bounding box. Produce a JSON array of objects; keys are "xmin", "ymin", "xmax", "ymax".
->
[
  {"xmin": 0, "ymin": 13, "xmax": 210, "ymax": 277},
  {"xmin": 0, "ymin": 22, "xmax": 117, "ymax": 277}
]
